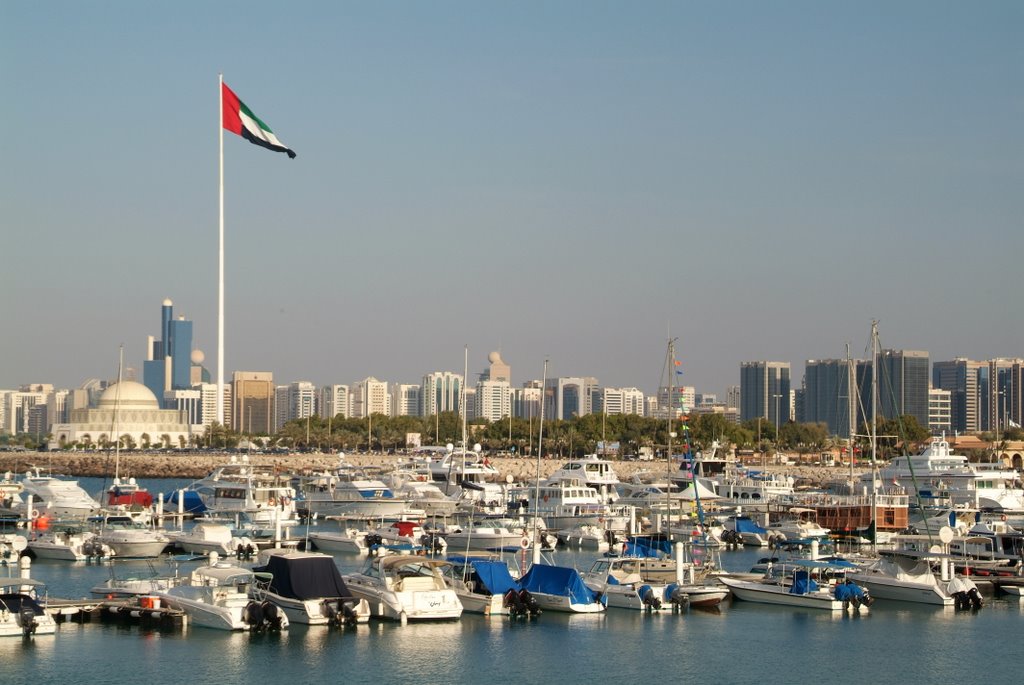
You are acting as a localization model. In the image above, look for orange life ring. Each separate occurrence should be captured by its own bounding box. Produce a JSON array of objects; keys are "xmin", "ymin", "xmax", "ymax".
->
[
  {"xmin": 268, "ymin": 497, "xmax": 277, "ymax": 506},
  {"xmin": 1001, "ymin": 514, "xmax": 1008, "ymax": 522}
]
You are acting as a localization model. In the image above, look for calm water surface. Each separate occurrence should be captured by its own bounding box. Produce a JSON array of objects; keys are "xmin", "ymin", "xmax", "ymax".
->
[{"xmin": 5, "ymin": 478, "xmax": 1020, "ymax": 685}]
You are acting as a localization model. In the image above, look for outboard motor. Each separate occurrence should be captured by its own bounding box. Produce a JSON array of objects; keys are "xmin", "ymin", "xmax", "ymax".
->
[
  {"xmin": 503, "ymin": 588, "xmax": 526, "ymax": 617},
  {"xmin": 243, "ymin": 600, "xmax": 265, "ymax": 631},
  {"xmin": 365, "ymin": 533, "xmax": 383, "ymax": 549},
  {"xmin": 640, "ymin": 585, "xmax": 662, "ymax": 611},
  {"xmin": 261, "ymin": 601, "xmax": 285, "ymax": 631},
  {"xmin": 324, "ymin": 599, "xmax": 358, "ymax": 628},
  {"xmin": 966, "ymin": 587, "xmax": 983, "ymax": 610},
  {"xmin": 518, "ymin": 589, "xmax": 541, "ymax": 617},
  {"xmin": 19, "ymin": 608, "xmax": 38, "ymax": 636},
  {"xmin": 667, "ymin": 584, "xmax": 690, "ymax": 610}
]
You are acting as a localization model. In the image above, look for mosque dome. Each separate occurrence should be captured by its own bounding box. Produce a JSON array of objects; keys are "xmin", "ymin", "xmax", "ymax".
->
[{"xmin": 98, "ymin": 381, "xmax": 160, "ymax": 409}]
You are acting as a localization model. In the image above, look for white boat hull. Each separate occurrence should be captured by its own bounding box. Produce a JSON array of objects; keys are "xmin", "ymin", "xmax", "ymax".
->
[
  {"xmin": 846, "ymin": 573, "xmax": 952, "ymax": 606},
  {"xmin": 528, "ymin": 591, "xmax": 605, "ymax": 614},
  {"xmin": 719, "ymin": 577, "xmax": 866, "ymax": 612},
  {"xmin": 262, "ymin": 591, "xmax": 370, "ymax": 625}
]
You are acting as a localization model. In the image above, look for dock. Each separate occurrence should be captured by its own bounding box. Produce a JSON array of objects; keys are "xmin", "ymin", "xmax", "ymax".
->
[{"xmin": 45, "ymin": 596, "xmax": 187, "ymax": 630}]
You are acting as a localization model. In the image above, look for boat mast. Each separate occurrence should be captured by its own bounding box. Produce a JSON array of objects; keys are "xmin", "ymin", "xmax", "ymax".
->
[
  {"xmin": 113, "ymin": 344, "xmax": 124, "ymax": 482},
  {"xmin": 665, "ymin": 338, "xmax": 678, "ymax": 533},
  {"xmin": 846, "ymin": 342, "xmax": 855, "ymax": 494},
  {"xmin": 531, "ymin": 358, "xmax": 549, "ymax": 567},
  {"xmin": 870, "ymin": 320, "xmax": 879, "ymax": 550}
]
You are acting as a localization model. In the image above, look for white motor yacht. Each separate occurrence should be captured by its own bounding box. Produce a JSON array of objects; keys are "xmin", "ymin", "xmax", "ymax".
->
[
  {"xmin": 0, "ymin": 578, "xmax": 57, "ymax": 637},
  {"xmin": 92, "ymin": 514, "xmax": 170, "ymax": 558},
  {"xmin": 20, "ymin": 471, "xmax": 99, "ymax": 519},
  {"xmin": 293, "ymin": 462, "xmax": 411, "ymax": 519},
  {"xmin": 28, "ymin": 526, "xmax": 108, "ymax": 561},
  {"xmin": 546, "ymin": 455, "xmax": 622, "ymax": 504},
  {"xmin": 866, "ymin": 436, "xmax": 1024, "ymax": 513},
  {"xmin": 156, "ymin": 557, "xmax": 289, "ymax": 631},
  {"xmin": 720, "ymin": 560, "xmax": 873, "ymax": 611},
  {"xmin": 166, "ymin": 522, "xmax": 256, "ymax": 557},
  {"xmin": 344, "ymin": 554, "xmax": 463, "ymax": 623},
  {"xmin": 254, "ymin": 550, "xmax": 370, "ymax": 626}
]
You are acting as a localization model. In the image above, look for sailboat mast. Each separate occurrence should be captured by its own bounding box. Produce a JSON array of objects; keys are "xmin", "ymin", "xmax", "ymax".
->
[
  {"xmin": 113, "ymin": 344, "xmax": 124, "ymax": 482},
  {"xmin": 665, "ymin": 339, "xmax": 677, "ymax": 532},
  {"xmin": 532, "ymin": 358, "xmax": 549, "ymax": 566}
]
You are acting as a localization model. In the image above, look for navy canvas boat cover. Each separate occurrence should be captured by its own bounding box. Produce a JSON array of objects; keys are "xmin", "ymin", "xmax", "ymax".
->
[
  {"xmin": 254, "ymin": 554, "xmax": 353, "ymax": 600},
  {"xmin": 519, "ymin": 564, "xmax": 597, "ymax": 605}
]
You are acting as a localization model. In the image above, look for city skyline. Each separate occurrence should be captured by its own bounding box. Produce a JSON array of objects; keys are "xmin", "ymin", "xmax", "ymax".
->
[{"xmin": 3, "ymin": 3, "xmax": 1021, "ymax": 397}]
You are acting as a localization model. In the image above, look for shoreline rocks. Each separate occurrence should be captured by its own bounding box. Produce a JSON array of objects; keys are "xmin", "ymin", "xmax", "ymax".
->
[{"xmin": 0, "ymin": 451, "xmax": 863, "ymax": 487}]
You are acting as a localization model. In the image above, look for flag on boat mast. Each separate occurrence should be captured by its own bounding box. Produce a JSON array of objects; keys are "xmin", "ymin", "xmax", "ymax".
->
[{"xmin": 217, "ymin": 75, "xmax": 295, "ymax": 424}]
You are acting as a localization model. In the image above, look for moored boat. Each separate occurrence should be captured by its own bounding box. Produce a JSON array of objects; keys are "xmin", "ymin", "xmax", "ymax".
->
[{"xmin": 343, "ymin": 554, "xmax": 463, "ymax": 623}]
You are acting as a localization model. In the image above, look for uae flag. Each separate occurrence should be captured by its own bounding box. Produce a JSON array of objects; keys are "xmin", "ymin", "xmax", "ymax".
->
[{"xmin": 222, "ymin": 82, "xmax": 296, "ymax": 158}]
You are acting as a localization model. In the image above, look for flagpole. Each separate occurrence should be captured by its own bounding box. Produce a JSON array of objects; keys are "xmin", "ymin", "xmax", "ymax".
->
[{"xmin": 217, "ymin": 73, "xmax": 226, "ymax": 426}]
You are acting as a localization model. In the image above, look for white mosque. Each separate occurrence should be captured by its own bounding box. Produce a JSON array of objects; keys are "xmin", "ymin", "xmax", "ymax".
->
[{"xmin": 51, "ymin": 380, "xmax": 194, "ymax": 449}]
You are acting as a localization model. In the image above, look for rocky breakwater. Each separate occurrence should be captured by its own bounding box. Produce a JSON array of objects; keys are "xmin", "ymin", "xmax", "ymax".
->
[{"xmin": 1, "ymin": 451, "xmax": 857, "ymax": 489}]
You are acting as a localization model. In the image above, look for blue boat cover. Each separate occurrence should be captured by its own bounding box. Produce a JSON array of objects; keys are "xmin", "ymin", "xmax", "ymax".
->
[
  {"xmin": 790, "ymin": 570, "xmax": 819, "ymax": 595},
  {"xmin": 162, "ymin": 490, "xmax": 206, "ymax": 514},
  {"xmin": 734, "ymin": 517, "xmax": 767, "ymax": 535},
  {"xmin": 833, "ymin": 581, "xmax": 865, "ymax": 600},
  {"xmin": 624, "ymin": 535, "xmax": 673, "ymax": 557},
  {"xmin": 519, "ymin": 564, "xmax": 597, "ymax": 605},
  {"xmin": 467, "ymin": 560, "xmax": 520, "ymax": 596}
]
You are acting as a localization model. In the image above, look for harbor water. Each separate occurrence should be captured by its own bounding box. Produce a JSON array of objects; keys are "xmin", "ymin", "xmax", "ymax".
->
[{"xmin": 6, "ymin": 478, "xmax": 1021, "ymax": 685}]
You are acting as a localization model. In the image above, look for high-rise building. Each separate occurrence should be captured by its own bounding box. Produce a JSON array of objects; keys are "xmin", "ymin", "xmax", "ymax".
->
[
  {"xmin": 475, "ymin": 380, "xmax": 511, "ymax": 421},
  {"xmin": 479, "ymin": 351, "xmax": 511, "ymax": 384},
  {"xmin": 803, "ymin": 359, "xmax": 858, "ymax": 437},
  {"xmin": 929, "ymin": 387, "xmax": 951, "ymax": 435},
  {"xmin": 545, "ymin": 376, "xmax": 599, "ymax": 420},
  {"xmin": 513, "ymin": 383, "xmax": 542, "ymax": 420},
  {"xmin": 142, "ymin": 299, "xmax": 197, "ymax": 405},
  {"xmin": 390, "ymin": 384, "xmax": 421, "ymax": 417},
  {"xmin": 232, "ymin": 372, "xmax": 273, "ymax": 434},
  {"xmin": 740, "ymin": 361, "xmax": 791, "ymax": 427},
  {"xmin": 876, "ymin": 349, "xmax": 929, "ymax": 427},
  {"xmin": 421, "ymin": 372, "xmax": 462, "ymax": 417},
  {"xmin": 321, "ymin": 385, "xmax": 350, "ymax": 420},
  {"xmin": 725, "ymin": 385, "xmax": 741, "ymax": 410},
  {"xmin": 196, "ymin": 382, "xmax": 229, "ymax": 430},
  {"xmin": 655, "ymin": 386, "xmax": 695, "ymax": 418},
  {"xmin": 988, "ymin": 358, "xmax": 1023, "ymax": 434},
  {"xmin": 273, "ymin": 381, "xmax": 317, "ymax": 431},
  {"xmin": 601, "ymin": 387, "xmax": 645, "ymax": 416},
  {"xmin": 352, "ymin": 377, "xmax": 390, "ymax": 418}
]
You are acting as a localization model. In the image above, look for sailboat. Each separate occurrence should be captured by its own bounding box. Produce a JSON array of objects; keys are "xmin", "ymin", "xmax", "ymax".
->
[
  {"xmin": 102, "ymin": 346, "xmax": 154, "ymax": 518},
  {"xmin": 800, "ymin": 323, "xmax": 909, "ymax": 544}
]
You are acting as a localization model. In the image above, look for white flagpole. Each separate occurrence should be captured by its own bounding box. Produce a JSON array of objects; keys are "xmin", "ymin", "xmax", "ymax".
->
[{"xmin": 217, "ymin": 73, "xmax": 226, "ymax": 426}]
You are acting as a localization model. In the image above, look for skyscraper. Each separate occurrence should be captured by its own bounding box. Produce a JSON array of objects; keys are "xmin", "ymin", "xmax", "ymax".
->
[
  {"xmin": 421, "ymin": 372, "xmax": 462, "ymax": 417},
  {"xmin": 876, "ymin": 349, "xmax": 929, "ymax": 427},
  {"xmin": 143, "ymin": 299, "xmax": 195, "ymax": 405},
  {"xmin": 933, "ymin": 358, "xmax": 986, "ymax": 433},
  {"xmin": 803, "ymin": 359, "xmax": 857, "ymax": 437},
  {"xmin": 232, "ymin": 371, "xmax": 274, "ymax": 434},
  {"xmin": 740, "ymin": 361, "xmax": 791, "ymax": 427}
]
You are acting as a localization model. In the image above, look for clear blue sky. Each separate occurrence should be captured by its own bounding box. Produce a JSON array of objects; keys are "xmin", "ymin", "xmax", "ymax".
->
[{"xmin": 2, "ymin": 2, "xmax": 1021, "ymax": 398}]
